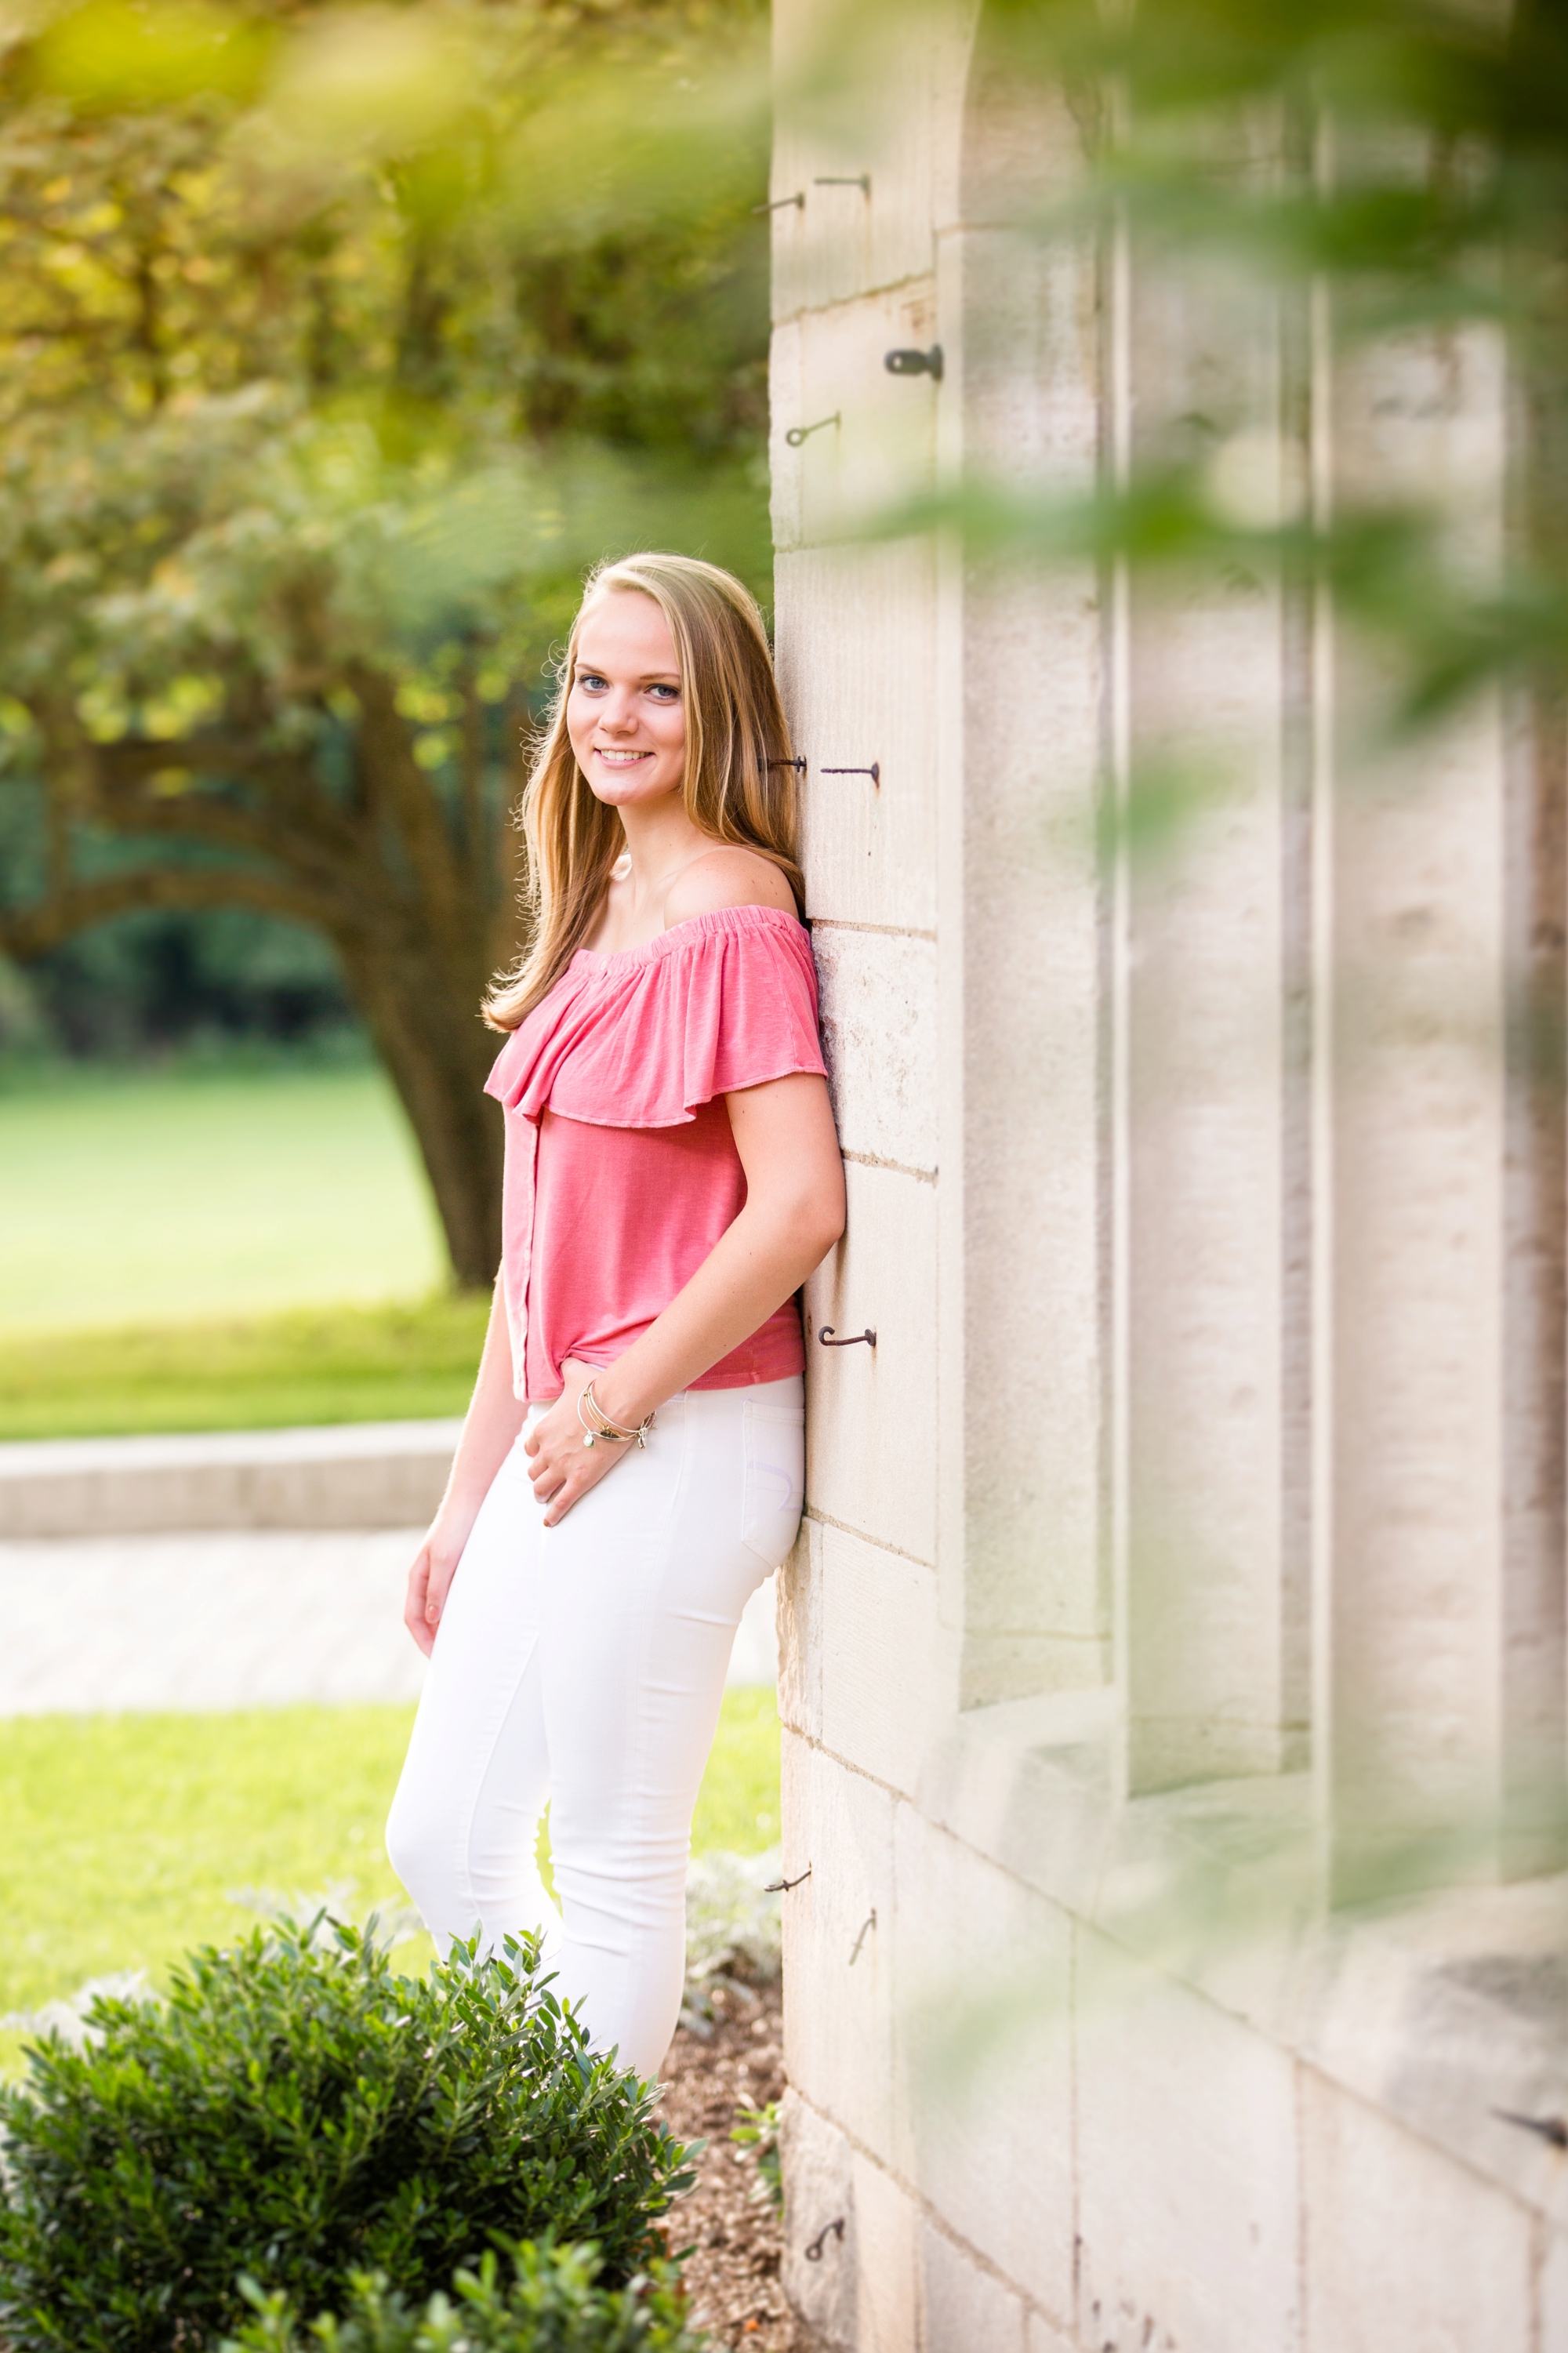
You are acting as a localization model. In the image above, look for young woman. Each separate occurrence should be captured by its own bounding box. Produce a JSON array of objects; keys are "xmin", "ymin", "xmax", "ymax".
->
[{"xmin": 385, "ymin": 552, "xmax": 845, "ymax": 2080}]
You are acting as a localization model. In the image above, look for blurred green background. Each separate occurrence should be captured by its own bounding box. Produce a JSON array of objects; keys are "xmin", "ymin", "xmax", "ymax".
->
[
  {"xmin": 0, "ymin": 0, "xmax": 774, "ymax": 1429},
  {"xmin": 0, "ymin": 0, "xmax": 779, "ymax": 2063}
]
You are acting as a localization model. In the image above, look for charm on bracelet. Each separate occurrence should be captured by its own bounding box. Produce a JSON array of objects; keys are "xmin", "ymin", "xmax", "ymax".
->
[{"xmin": 575, "ymin": 1380, "xmax": 655, "ymax": 1451}]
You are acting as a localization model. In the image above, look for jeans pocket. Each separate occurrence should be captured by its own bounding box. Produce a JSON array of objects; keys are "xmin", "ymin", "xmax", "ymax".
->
[{"xmin": 740, "ymin": 1401, "xmax": 806, "ymax": 1570}]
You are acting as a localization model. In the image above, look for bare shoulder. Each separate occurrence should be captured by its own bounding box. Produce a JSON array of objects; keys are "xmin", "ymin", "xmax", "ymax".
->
[{"xmin": 664, "ymin": 844, "xmax": 797, "ymax": 924}]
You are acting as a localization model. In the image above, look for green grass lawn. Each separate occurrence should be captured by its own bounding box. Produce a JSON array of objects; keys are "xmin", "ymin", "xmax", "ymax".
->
[
  {"xmin": 0, "ymin": 1062, "xmax": 448, "ymax": 1338},
  {"xmin": 0, "ymin": 1292, "xmax": 491, "ymax": 1440},
  {"xmin": 0, "ymin": 1688, "xmax": 780, "ymax": 2077}
]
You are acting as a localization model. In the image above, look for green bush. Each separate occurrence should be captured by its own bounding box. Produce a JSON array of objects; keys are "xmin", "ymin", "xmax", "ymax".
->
[
  {"xmin": 0, "ymin": 1920, "xmax": 694, "ymax": 2353},
  {"xmin": 223, "ymin": 2243, "xmax": 709, "ymax": 2353}
]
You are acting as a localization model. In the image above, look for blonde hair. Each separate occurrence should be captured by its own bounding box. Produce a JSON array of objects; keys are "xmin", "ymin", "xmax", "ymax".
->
[{"xmin": 484, "ymin": 553, "xmax": 803, "ymax": 1030}]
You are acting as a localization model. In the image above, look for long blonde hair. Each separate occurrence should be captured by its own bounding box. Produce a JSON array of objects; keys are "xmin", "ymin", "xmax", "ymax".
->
[{"xmin": 484, "ymin": 553, "xmax": 803, "ymax": 1030}]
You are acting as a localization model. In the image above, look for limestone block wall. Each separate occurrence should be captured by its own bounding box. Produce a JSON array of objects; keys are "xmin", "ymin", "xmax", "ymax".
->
[{"xmin": 769, "ymin": 5, "xmax": 1568, "ymax": 2350}]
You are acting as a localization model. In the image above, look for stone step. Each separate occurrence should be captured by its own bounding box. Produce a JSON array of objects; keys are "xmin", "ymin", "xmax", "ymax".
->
[{"xmin": 0, "ymin": 1420, "xmax": 463, "ymax": 1539}]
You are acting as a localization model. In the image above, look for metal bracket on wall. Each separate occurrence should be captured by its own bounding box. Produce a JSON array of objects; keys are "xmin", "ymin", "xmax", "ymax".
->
[
  {"xmin": 786, "ymin": 412, "xmax": 840, "ymax": 448},
  {"xmin": 821, "ymin": 762, "xmax": 880, "ymax": 786},
  {"xmin": 819, "ymin": 1326, "xmax": 876, "ymax": 1349},
  {"xmin": 1494, "ymin": 2108, "xmax": 1568, "ymax": 2148},
  {"xmin": 884, "ymin": 345, "xmax": 944, "ymax": 381}
]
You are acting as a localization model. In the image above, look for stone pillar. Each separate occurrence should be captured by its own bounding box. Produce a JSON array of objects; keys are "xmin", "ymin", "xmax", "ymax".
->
[
  {"xmin": 1112, "ymin": 193, "xmax": 1304, "ymax": 1792},
  {"xmin": 1315, "ymin": 303, "xmax": 1567, "ymax": 1894},
  {"xmin": 942, "ymin": 29, "xmax": 1108, "ymax": 1712}
]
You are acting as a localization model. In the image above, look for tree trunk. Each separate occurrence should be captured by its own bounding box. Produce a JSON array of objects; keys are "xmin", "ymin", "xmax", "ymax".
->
[
  {"xmin": 342, "ymin": 921, "xmax": 507, "ymax": 1292},
  {"xmin": 6, "ymin": 672, "xmax": 533, "ymax": 1294}
]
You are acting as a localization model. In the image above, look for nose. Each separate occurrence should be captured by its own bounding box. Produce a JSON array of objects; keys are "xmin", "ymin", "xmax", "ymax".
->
[{"xmin": 599, "ymin": 688, "xmax": 641, "ymax": 735}]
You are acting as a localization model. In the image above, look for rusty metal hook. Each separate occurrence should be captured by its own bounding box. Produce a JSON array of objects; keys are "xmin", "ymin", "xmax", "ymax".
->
[
  {"xmin": 753, "ymin": 191, "xmax": 805, "ymax": 213},
  {"xmin": 885, "ymin": 345, "xmax": 944, "ymax": 381},
  {"xmin": 814, "ymin": 173, "xmax": 870, "ymax": 194},
  {"xmin": 819, "ymin": 1327, "xmax": 876, "ymax": 1349},
  {"xmin": 821, "ymin": 763, "xmax": 880, "ymax": 786},
  {"xmin": 1494, "ymin": 2108, "xmax": 1568, "ymax": 2149},
  {"xmin": 786, "ymin": 412, "xmax": 840, "ymax": 448},
  {"xmin": 848, "ymin": 1909, "xmax": 877, "ymax": 1966},
  {"xmin": 764, "ymin": 1865, "xmax": 813, "ymax": 1894},
  {"xmin": 804, "ymin": 2217, "xmax": 846, "ymax": 2263}
]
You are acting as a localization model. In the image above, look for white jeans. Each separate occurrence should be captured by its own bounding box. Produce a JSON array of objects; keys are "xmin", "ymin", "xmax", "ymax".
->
[{"xmin": 385, "ymin": 1374, "xmax": 804, "ymax": 2079}]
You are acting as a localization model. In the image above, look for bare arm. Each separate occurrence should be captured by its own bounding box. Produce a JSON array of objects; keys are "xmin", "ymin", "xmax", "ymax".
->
[
  {"xmin": 523, "ymin": 1069, "xmax": 845, "ymax": 1525},
  {"xmin": 404, "ymin": 1275, "xmax": 527, "ymax": 1653}
]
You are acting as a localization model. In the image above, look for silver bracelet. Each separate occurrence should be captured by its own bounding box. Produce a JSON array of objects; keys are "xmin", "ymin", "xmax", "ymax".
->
[{"xmin": 576, "ymin": 1380, "xmax": 655, "ymax": 1451}]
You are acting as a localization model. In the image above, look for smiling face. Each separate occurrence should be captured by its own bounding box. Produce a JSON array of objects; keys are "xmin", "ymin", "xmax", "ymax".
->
[{"xmin": 565, "ymin": 588, "xmax": 688, "ymax": 812}]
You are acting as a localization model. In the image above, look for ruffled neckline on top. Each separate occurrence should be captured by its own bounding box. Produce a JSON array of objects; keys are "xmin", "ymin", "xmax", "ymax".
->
[
  {"xmin": 483, "ymin": 897, "xmax": 825, "ymax": 1131},
  {"xmin": 568, "ymin": 901, "xmax": 807, "ymax": 973}
]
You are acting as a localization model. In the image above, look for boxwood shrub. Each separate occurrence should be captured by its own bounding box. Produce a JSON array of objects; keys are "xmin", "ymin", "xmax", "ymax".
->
[
  {"xmin": 223, "ymin": 2242, "xmax": 708, "ymax": 2353},
  {"xmin": 0, "ymin": 1920, "xmax": 694, "ymax": 2353}
]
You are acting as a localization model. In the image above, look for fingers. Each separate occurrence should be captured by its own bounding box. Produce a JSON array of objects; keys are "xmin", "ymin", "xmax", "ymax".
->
[
  {"xmin": 539, "ymin": 1447, "xmax": 619, "ymax": 1526},
  {"xmin": 423, "ymin": 1565, "xmax": 453, "ymax": 1636},
  {"xmin": 404, "ymin": 1549, "xmax": 431, "ymax": 1650},
  {"xmin": 405, "ymin": 1541, "xmax": 459, "ymax": 1650}
]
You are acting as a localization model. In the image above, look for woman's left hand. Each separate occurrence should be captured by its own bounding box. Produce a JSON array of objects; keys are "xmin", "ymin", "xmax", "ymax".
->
[{"xmin": 524, "ymin": 1360, "xmax": 637, "ymax": 1525}]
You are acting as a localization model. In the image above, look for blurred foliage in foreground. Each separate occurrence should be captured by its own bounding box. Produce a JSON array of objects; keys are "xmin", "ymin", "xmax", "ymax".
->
[
  {"xmin": 0, "ymin": 0, "xmax": 771, "ymax": 1287},
  {"xmin": 860, "ymin": 0, "xmax": 1568, "ymax": 798}
]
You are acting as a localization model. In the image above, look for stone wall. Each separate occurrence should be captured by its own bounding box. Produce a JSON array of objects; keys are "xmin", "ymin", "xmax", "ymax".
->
[{"xmin": 769, "ymin": 5, "xmax": 1568, "ymax": 2348}]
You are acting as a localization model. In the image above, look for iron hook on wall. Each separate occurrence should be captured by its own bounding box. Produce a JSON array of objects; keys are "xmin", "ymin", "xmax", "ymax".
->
[
  {"xmin": 768, "ymin": 756, "xmax": 807, "ymax": 772},
  {"xmin": 804, "ymin": 2218, "xmax": 847, "ymax": 2264},
  {"xmin": 753, "ymin": 191, "xmax": 805, "ymax": 213},
  {"xmin": 884, "ymin": 345, "xmax": 944, "ymax": 381},
  {"xmin": 848, "ymin": 1908, "xmax": 877, "ymax": 1966},
  {"xmin": 821, "ymin": 762, "xmax": 880, "ymax": 786},
  {"xmin": 1494, "ymin": 2108, "xmax": 1568, "ymax": 2149},
  {"xmin": 814, "ymin": 173, "xmax": 871, "ymax": 194},
  {"xmin": 786, "ymin": 412, "xmax": 840, "ymax": 448},
  {"xmin": 819, "ymin": 1326, "xmax": 876, "ymax": 1349},
  {"xmin": 764, "ymin": 1864, "xmax": 813, "ymax": 1894}
]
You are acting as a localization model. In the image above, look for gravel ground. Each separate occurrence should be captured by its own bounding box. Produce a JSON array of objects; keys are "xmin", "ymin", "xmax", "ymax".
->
[{"xmin": 655, "ymin": 1975, "xmax": 812, "ymax": 2352}]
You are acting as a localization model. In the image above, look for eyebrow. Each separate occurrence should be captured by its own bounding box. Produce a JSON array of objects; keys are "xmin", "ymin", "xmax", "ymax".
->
[{"xmin": 573, "ymin": 663, "xmax": 681, "ymax": 683}]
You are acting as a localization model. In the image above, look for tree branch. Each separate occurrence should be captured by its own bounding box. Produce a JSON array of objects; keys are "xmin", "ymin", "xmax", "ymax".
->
[
  {"xmin": 81, "ymin": 739, "xmax": 372, "ymax": 886},
  {"xmin": 0, "ymin": 869, "xmax": 339, "ymax": 960}
]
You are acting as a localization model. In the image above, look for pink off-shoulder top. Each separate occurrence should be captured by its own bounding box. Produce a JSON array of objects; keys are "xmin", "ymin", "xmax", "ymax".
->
[{"xmin": 483, "ymin": 902, "xmax": 829, "ymax": 1403}]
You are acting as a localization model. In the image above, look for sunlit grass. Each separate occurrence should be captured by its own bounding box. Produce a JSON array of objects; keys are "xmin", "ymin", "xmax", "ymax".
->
[
  {"xmin": 0, "ymin": 1688, "xmax": 780, "ymax": 2076},
  {"xmin": 0, "ymin": 1063, "xmax": 447, "ymax": 1337},
  {"xmin": 0, "ymin": 1292, "xmax": 490, "ymax": 1440}
]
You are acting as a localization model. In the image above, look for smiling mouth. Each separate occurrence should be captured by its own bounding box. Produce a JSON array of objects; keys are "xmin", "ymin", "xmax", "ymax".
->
[{"xmin": 593, "ymin": 746, "xmax": 652, "ymax": 766}]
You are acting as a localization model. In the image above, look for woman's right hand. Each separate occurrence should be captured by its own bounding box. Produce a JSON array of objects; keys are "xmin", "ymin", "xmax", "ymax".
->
[{"xmin": 403, "ymin": 1512, "xmax": 471, "ymax": 1657}]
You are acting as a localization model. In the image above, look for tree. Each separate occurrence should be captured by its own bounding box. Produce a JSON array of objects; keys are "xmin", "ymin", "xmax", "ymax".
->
[{"xmin": 0, "ymin": 0, "xmax": 771, "ymax": 1286}]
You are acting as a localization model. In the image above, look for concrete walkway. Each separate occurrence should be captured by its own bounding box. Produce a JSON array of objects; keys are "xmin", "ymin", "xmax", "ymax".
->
[
  {"xmin": 0, "ymin": 1531, "xmax": 779, "ymax": 1714},
  {"xmin": 0, "ymin": 1528, "xmax": 428, "ymax": 1713},
  {"xmin": 0, "ymin": 1423, "xmax": 779, "ymax": 1716}
]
